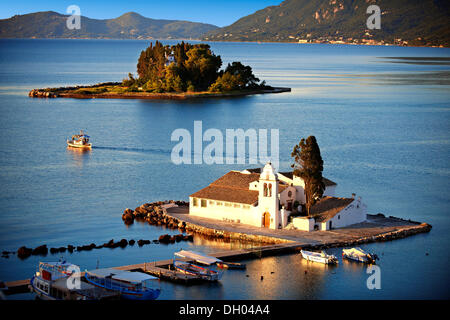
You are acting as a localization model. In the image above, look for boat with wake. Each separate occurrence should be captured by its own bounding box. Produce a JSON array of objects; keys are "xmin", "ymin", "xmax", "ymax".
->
[
  {"xmin": 67, "ymin": 130, "xmax": 92, "ymax": 149},
  {"xmin": 301, "ymin": 250, "xmax": 338, "ymax": 265}
]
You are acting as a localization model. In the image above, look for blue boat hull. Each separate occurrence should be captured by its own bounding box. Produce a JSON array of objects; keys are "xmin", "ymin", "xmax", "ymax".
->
[
  {"xmin": 84, "ymin": 275, "xmax": 160, "ymax": 300},
  {"xmin": 121, "ymin": 289, "xmax": 161, "ymax": 300}
]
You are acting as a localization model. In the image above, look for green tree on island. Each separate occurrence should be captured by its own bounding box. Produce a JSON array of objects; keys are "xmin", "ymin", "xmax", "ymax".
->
[
  {"xmin": 209, "ymin": 61, "xmax": 263, "ymax": 92},
  {"xmin": 291, "ymin": 136, "xmax": 325, "ymax": 216},
  {"xmin": 124, "ymin": 41, "xmax": 269, "ymax": 93}
]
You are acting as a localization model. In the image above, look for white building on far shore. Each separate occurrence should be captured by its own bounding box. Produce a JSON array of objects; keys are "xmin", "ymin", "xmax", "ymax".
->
[{"xmin": 189, "ymin": 162, "xmax": 367, "ymax": 231}]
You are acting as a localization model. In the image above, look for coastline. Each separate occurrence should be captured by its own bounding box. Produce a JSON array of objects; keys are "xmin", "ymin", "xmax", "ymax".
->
[{"xmin": 3, "ymin": 37, "xmax": 447, "ymax": 48}]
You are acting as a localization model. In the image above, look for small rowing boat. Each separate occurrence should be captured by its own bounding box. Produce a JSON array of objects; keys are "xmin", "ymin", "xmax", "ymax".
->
[
  {"xmin": 173, "ymin": 260, "xmax": 222, "ymax": 281},
  {"xmin": 301, "ymin": 250, "xmax": 338, "ymax": 265},
  {"xmin": 173, "ymin": 250, "xmax": 223, "ymax": 281},
  {"xmin": 342, "ymin": 247, "xmax": 378, "ymax": 264}
]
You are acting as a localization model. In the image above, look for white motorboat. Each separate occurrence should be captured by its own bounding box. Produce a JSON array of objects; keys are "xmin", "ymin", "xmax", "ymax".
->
[
  {"xmin": 342, "ymin": 247, "xmax": 378, "ymax": 264},
  {"xmin": 301, "ymin": 250, "xmax": 338, "ymax": 265}
]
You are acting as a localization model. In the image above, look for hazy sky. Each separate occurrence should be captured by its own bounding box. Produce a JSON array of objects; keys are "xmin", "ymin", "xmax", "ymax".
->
[{"xmin": 0, "ymin": 0, "xmax": 283, "ymax": 27}]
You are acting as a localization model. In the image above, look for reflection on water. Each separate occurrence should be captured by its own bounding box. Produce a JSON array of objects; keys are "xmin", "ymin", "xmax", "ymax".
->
[
  {"xmin": 133, "ymin": 218, "xmax": 259, "ymax": 252},
  {"xmin": 66, "ymin": 146, "xmax": 91, "ymax": 168},
  {"xmin": 377, "ymin": 56, "xmax": 450, "ymax": 65}
]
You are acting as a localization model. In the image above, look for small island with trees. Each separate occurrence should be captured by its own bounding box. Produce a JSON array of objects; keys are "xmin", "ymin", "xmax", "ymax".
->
[{"xmin": 29, "ymin": 41, "xmax": 290, "ymax": 100}]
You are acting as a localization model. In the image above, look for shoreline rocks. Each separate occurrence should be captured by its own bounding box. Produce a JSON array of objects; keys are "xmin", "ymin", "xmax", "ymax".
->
[
  {"xmin": 121, "ymin": 200, "xmax": 189, "ymax": 231},
  {"xmin": 28, "ymin": 89, "xmax": 57, "ymax": 98},
  {"xmin": 11, "ymin": 232, "xmax": 193, "ymax": 260},
  {"xmin": 28, "ymin": 85, "xmax": 290, "ymax": 101},
  {"xmin": 17, "ymin": 247, "xmax": 33, "ymax": 259}
]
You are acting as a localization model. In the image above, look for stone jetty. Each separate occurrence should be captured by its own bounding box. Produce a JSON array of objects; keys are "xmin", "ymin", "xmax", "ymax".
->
[{"xmin": 164, "ymin": 205, "xmax": 432, "ymax": 249}]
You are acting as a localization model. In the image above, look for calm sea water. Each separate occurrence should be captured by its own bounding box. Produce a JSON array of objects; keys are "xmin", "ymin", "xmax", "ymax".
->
[{"xmin": 0, "ymin": 39, "xmax": 449, "ymax": 299}]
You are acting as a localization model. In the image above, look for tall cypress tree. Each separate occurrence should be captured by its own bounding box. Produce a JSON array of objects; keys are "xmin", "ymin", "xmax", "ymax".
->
[{"xmin": 291, "ymin": 136, "xmax": 325, "ymax": 216}]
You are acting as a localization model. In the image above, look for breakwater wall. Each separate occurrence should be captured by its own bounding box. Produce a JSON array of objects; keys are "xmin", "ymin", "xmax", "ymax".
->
[{"xmin": 2, "ymin": 201, "xmax": 193, "ymax": 260}]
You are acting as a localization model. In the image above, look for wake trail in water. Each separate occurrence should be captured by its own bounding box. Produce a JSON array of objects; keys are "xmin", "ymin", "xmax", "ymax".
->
[{"xmin": 92, "ymin": 146, "xmax": 171, "ymax": 155}]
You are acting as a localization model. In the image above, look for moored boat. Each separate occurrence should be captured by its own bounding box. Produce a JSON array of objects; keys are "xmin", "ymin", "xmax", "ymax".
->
[
  {"xmin": 301, "ymin": 250, "xmax": 338, "ymax": 265},
  {"xmin": 29, "ymin": 260, "xmax": 118, "ymax": 300},
  {"xmin": 84, "ymin": 267, "xmax": 160, "ymax": 300},
  {"xmin": 67, "ymin": 130, "xmax": 92, "ymax": 149},
  {"xmin": 216, "ymin": 262, "xmax": 246, "ymax": 270},
  {"xmin": 174, "ymin": 260, "xmax": 222, "ymax": 281},
  {"xmin": 173, "ymin": 250, "xmax": 223, "ymax": 281},
  {"xmin": 342, "ymin": 247, "xmax": 378, "ymax": 264}
]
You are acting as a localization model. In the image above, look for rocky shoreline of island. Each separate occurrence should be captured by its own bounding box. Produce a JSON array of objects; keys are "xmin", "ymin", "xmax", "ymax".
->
[{"xmin": 28, "ymin": 84, "xmax": 291, "ymax": 100}]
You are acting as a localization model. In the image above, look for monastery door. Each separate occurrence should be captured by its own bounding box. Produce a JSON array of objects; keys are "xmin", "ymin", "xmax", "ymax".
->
[
  {"xmin": 287, "ymin": 201, "xmax": 292, "ymax": 211},
  {"xmin": 263, "ymin": 212, "xmax": 270, "ymax": 228}
]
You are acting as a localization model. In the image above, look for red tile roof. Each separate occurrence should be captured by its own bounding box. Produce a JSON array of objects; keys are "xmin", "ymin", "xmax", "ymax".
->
[
  {"xmin": 190, "ymin": 171, "xmax": 290, "ymax": 205},
  {"xmin": 310, "ymin": 196, "xmax": 354, "ymax": 222},
  {"xmin": 190, "ymin": 185, "xmax": 259, "ymax": 204}
]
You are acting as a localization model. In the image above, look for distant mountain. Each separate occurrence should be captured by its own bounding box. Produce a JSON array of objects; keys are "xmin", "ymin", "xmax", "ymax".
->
[
  {"xmin": 203, "ymin": 0, "xmax": 450, "ymax": 47},
  {"xmin": 0, "ymin": 11, "xmax": 218, "ymax": 39}
]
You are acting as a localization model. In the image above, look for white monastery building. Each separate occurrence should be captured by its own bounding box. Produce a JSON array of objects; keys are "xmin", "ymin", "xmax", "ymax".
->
[{"xmin": 189, "ymin": 162, "xmax": 367, "ymax": 231}]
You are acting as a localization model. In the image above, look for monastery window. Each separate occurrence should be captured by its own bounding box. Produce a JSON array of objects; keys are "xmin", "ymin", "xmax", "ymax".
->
[
  {"xmin": 233, "ymin": 203, "xmax": 240, "ymax": 208},
  {"xmin": 201, "ymin": 199, "xmax": 207, "ymax": 207},
  {"xmin": 268, "ymin": 183, "xmax": 272, "ymax": 197},
  {"xmin": 224, "ymin": 202, "xmax": 231, "ymax": 207},
  {"xmin": 243, "ymin": 205, "xmax": 250, "ymax": 210},
  {"xmin": 193, "ymin": 198, "xmax": 198, "ymax": 206},
  {"xmin": 209, "ymin": 200, "xmax": 215, "ymax": 205},
  {"xmin": 263, "ymin": 183, "xmax": 268, "ymax": 197},
  {"xmin": 217, "ymin": 202, "xmax": 222, "ymax": 206},
  {"xmin": 288, "ymin": 191, "xmax": 292, "ymax": 198}
]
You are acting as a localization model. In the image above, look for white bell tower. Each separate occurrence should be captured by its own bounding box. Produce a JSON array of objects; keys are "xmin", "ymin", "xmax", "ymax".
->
[{"xmin": 258, "ymin": 162, "xmax": 279, "ymax": 229}]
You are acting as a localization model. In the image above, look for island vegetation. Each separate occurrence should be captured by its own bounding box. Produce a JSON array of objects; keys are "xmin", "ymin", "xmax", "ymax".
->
[
  {"xmin": 29, "ymin": 41, "xmax": 289, "ymax": 100},
  {"xmin": 124, "ymin": 41, "xmax": 270, "ymax": 93}
]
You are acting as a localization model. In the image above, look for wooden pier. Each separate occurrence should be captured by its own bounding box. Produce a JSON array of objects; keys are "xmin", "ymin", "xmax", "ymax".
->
[{"xmin": 2, "ymin": 243, "xmax": 303, "ymax": 296}]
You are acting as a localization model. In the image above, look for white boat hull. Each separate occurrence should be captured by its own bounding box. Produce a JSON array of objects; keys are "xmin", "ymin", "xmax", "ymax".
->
[
  {"xmin": 342, "ymin": 247, "xmax": 377, "ymax": 264},
  {"xmin": 301, "ymin": 250, "xmax": 338, "ymax": 265},
  {"xmin": 30, "ymin": 276, "xmax": 55, "ymax": 300},
  {"xmin": 67, "ymin": 141, "xmax": 92, "ymax": 148}
]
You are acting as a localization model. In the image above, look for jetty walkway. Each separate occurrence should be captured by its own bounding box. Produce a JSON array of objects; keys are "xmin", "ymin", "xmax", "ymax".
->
[{"xmin": 165, "ymin": 206, "xmax": 431, "ymax": 247}]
